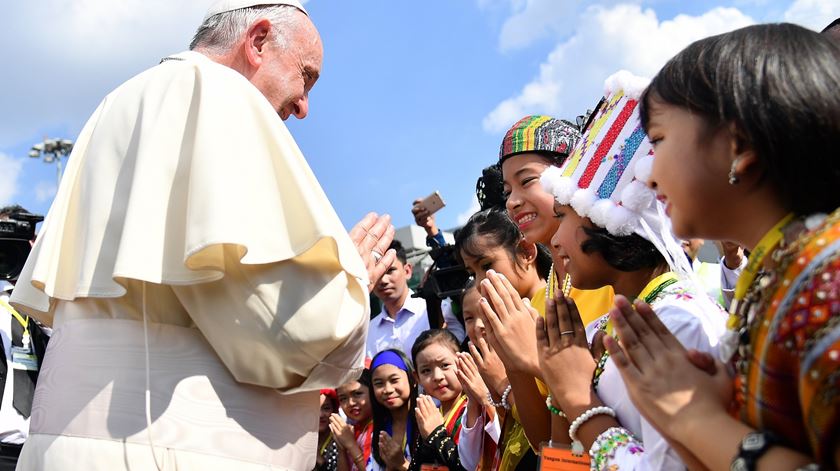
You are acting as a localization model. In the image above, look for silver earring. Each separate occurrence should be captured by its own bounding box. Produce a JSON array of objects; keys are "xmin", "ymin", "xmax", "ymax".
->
[{"xmin": 728, "ymin": 160, "xmax": 740, "ymax": 185}]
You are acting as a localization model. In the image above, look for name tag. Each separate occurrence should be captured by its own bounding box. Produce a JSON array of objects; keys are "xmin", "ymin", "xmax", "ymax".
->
[
  {"xmin": 11, "ymin": 346, "xmax": 38, "ymax": 371},
  {"xmin": 539, "ymin": 442, "xmax": 590, "ymax": 470}
]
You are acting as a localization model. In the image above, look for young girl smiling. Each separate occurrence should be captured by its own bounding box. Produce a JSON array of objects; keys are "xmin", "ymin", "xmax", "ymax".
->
[
  {"xmin": 370, "ymin": 349, "xmax": 418, "ymax": 471},
  {"xmin": 456, "ymin": 209, "xmax": 550, "ymax": 469},
  {"xmin": 531, "ymin": 70, "xmax": 726, "ymax": 469},
  {"xmin": 603, "ymin": 24, "xmax": 840, "ymax": 470}
]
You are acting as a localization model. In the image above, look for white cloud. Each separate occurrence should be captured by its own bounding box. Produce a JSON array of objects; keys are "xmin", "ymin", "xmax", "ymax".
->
[
  {"xmin": 784, "ymin": 0, "xmax": 840, "ymax": 30},
  {"xmin": 498, "ymin": 0, "xmax": 581, "ymax": 52},
  {"xmin": 34, "ymin": 180, "xmax": 58, "ymax": 203},
  {"xmin": 0, "ymin": 153, "xmax": 24, "ymax": 206},
  {"xmin": 0, "ymin": 1, "xmax": 235, "ymax": 147},
  {"xmin": 483, "ymin": 4, "xmax": 755, "ymax": 133},
  {"xmin": 457, "ymin": 196, "xmax": 481, "ymax": 225}
]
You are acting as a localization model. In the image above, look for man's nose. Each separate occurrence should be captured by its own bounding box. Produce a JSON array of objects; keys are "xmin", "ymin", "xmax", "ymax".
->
[{"xmin": 293, "ymin": 95, "xmax": 309, "ymax": 119}]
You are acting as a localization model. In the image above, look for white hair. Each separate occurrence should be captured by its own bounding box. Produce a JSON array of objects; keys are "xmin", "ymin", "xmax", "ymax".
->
[{"xmin": 189, "ymin": 5, "xmax": 300, "ymax": 53}]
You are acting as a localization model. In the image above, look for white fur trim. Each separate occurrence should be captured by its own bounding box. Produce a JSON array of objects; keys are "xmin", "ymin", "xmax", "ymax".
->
[
  {"xmin": 570, "ymin": 188, "xmax": 598, "ymax": 218},
  {"xmin": 540, "ymin": 166, "xmax": 563, "ymax": 193},
  {"xmin": 619, "ymin": 180, "xmax": 655, "ymax": 212},
  {"xmin": 540, "ymin": 167, "xmax": 577, "ymax": 205},
  {"xmin": 606, "ymin": 205, "xmax": 637, "ymax": 236},
  {"xmin": 632, "ymin": 154, "xmax": 655, "ymax": 183},
  {"xmin": 603, "ymin": 70, "xmax": 650, "ymax": 100},
  {"xmin": 589, "ymin": 199, "xmax": 615, "ymax": 228}
]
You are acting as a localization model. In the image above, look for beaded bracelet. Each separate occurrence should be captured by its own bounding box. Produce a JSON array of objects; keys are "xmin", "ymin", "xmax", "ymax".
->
[
  {"xmin": 589, "ymin": 427, "xmax": 644, "ymax": 470},
  {"xmin": 487, "ymin": 384, "xmax": 512, "ymax": 409},
  {"xmin": 568, "ymin": 406, "xmax": 616, "ymax": 455},
  {"xmin": 545, "ymin": 395, "xmax": 567, "ymax": 418}
]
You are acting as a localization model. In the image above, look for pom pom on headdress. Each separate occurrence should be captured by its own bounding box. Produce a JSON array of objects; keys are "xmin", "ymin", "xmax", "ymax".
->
[
  {"xmin": 606, "ymin": 205, "xmax": 637, "ymax": 236},
  {"xmin": 632, "ymin": 154, "xmax": 655, "ymax": 184},
  {"xmin": 589, "ymin": 199, "xmax": 615, "ymax": 228},
  {"xmin": 540, "ymin": 167, "xmax": 576, "ymax": 205},
  {"xmin": 619, "ymin": 180, "xmax": 655, "ymax": 212},
  {"xmin": 604, "ymin": 70, "xmax": 649, "ymax": 100},
  {"xmin": 570, "ymin": 188, "xmax": 598, "ymax": 218}
]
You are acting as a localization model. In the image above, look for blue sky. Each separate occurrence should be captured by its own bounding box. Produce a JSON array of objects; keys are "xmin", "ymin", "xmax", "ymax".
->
[{"xmin": 1, "ymin": 0, "xmax": 838, "ymax": 232}]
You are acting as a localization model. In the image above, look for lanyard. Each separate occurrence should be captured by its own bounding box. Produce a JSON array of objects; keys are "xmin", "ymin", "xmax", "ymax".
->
[
  {"xmin": 440, "ymin": 394, "xmax": 467, "ymax": 433},
  {"xmin": 605, "ymin": 271, "xmax": 679, "ymax": 336},
  {"xmin": 319, "ymin": 432, "xmax": 333, "ymax": 456},
  {"xmin": 0, "ymin": 298, "xmax": 29, "ymax": 339},
  {"xmin": 727, "ymin": 213, "xmax": 794, "ymax": 328}
]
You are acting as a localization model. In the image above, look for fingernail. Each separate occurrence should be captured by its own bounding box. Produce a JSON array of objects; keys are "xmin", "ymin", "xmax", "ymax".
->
[
  {"xmin": 487, "ymin": 269, "xmax": 496, "ymax": 276},
  {"xmin": 479, "ymin": 297, "xmax": 488, "ymax": 303}
]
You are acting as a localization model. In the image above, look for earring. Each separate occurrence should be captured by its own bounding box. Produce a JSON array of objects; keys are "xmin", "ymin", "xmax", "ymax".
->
[{"xmin": 728, "ymin": 159, "xmax": 740, "ymax": 185}]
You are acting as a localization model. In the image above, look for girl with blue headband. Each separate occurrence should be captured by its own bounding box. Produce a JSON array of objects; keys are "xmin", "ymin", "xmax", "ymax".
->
[{"xmin": 370, "ymin": 349, "xmax": 418, "ymax": 470}]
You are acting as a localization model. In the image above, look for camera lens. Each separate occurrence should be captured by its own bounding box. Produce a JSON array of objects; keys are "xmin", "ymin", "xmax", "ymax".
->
[{"xmin": 0, "ymin": 240, "xmax": 30, "ymax": 281}]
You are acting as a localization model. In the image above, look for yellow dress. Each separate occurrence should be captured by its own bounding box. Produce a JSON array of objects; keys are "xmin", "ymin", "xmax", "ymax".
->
[{"xmin": 497, "ymin": 280, "xmax": 612, "ymax": 469}]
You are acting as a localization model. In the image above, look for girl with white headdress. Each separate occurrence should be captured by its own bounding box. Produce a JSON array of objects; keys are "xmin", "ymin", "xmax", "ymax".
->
[{"xmin": 525, "ymin": 70, "xmax": 727, "ymax": 469}]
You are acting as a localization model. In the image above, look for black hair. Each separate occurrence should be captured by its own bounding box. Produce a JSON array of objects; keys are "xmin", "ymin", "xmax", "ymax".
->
[
  {"xmin": 370, "ymin": 349, "xmax": 418, "ymax": 466},
  {"xmin": 639, "ymin": 23, "xmax": 840, "ymax": 216},
  {"xmin": 454, "ymin": 208, "xmax": 552, "ymax": 280},
  {"xmin": 357, "ymin": 368, "xmax": 372, "ymax": 389},
  {"xmin": 389, "ymin": 240, "xmax": 408, "ymax": 265},
  {"xmin": 476, "ymin": 164, "xmax": 506, "ymax": 211},
  {"xmin": 0, "ymin": 205, "xmax": 28, "ymax": 218},
  {"xmin": 822, "ymin": 17, "xmax": 840, "ymax": 34},
  {"xmin": 410, "ymin": 329, "xmax": 461, "ymax": 369},
  {"xmin": 580, "ymin": 226, "xmax": 666, "ymax": 272}
]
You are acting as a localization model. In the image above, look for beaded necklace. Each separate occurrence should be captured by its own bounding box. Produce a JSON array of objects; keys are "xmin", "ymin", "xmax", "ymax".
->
[{"xmin": 544, "ymin": 263, "xmax": 573, "ymax": 308}]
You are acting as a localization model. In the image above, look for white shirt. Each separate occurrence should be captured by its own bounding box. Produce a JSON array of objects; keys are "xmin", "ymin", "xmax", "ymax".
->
[
  {"xmin": 585, "ymin": 279, "xmax": 727, "ymax": 470},
  {"xmin": 441, "ymin": 298, "xmax": 466, "ymax": 343},
  {"xmin": 366, "ymin": 291, "xmax": 429, "ymax": 359},
  {"xmin": 457, "ymin": 404, "xmax": 500, "ymax": 471},
  {"xmin": 0, "ymin": 281, "xmax": 28, "ymax": 444}
]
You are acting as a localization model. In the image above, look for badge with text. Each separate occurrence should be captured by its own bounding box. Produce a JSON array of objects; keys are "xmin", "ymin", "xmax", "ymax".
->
[
  {"xmin": 539, "ymin": 442, "xmax": 590, "ymax": 471},
  {"xmin": 11, "ymin": 346, "xmax": 38, "ymax": 371},
  {"xmin": 420, "ymin": 465, "xmax": 449, "ymax": 471}
]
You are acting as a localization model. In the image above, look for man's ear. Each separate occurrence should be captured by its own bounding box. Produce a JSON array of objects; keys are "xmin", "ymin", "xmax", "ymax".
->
[
  {"xmin": 404, "ymin": 263, "xmax": 413, "ymax": 279},
  {"xmin": 243, "ymin": 18, "xmax": 273, "ymax": 67}
]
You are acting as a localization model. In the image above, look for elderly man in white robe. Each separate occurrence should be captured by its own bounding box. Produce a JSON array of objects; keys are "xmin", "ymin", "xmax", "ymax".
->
[{"xmin": 9, "ymin": 1, "xmax": 395, "ymax": 469}]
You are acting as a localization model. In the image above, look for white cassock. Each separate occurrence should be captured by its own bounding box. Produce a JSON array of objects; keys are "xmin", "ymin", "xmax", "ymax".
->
[{"xmin": 10, "ymin": 50, "xmax": 369, "ymax": 470}]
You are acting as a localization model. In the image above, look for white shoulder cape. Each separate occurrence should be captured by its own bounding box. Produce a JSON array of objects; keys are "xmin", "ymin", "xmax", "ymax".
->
[{"xmin": 11, "ymin": 51, "xmax": 368, "ymax": 320}]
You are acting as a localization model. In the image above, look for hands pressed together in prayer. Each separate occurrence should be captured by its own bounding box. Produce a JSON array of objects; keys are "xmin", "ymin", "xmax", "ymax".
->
[
  {"xmin": 379, "ymin": 431, "xmax": 409, "ymax": 471},
  {"xmin": 603, "ymin": 296, "xmax": 733, "ymax": 441},
  {"xmin": 535, "ymin": 292, "xmax": 604, "ymax": 413},
  {"xmin": 328, "ymin": 413, "xmax": 357, "ymax": 453},
  {"xmin": 415, "ymin": 395, "xmax": 445, "ymax": 439},
  {"xmin": 475, "ymin": 270, "xmax": 542, "ymax": 377}
]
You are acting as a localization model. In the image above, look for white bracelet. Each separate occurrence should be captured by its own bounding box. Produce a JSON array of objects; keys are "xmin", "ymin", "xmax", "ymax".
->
[
  {"xmin": 500, "ymin": 384, "xmax": 512, "ymax": 409},
  {"xmin": 487, "ymin": 384, "xmax": 512, "ymax": 409},
  {"xmin": 568, "ymin": 406, "xmax": 616, "ymax": 455}
]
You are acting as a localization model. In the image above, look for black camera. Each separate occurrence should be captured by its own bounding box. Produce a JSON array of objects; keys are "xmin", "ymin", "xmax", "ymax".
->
[{"xmin": 0, "ymin": 212, "xmax": 44, "ymax": 281}]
